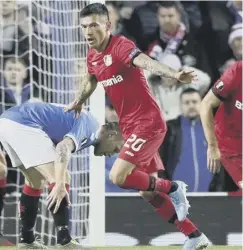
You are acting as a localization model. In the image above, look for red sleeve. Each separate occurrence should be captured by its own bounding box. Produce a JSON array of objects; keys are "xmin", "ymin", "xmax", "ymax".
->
[
  {"xmin": 87, "ymin": 50, "xmax": 95, "ymax": 75},
  {"xmin": 114, "ymin": 36, "xmax": 141, "ymax": 67},
  {"xmin": 212, "ymin": 61, "xmax": 240, "ymax": 101}
]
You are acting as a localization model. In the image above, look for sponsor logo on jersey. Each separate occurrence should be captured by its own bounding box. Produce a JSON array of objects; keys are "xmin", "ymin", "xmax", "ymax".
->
[
  {"xmin": 104, "ymin": 54, "xmax": 112, "ymax": 66},
  {"xmin": 99, "ymin": 75, "xmax": 124, "ymax": 87},
  {"xmin": 235, "ymin": 100, "xmax": 243, "ymax": 110},
  {"xmin": 215, "ymin": 80, "xmax": 224, "ymax": 91}
]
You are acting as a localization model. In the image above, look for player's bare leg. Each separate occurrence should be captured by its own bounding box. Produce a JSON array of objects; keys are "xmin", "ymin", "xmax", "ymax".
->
[
  {"xmin": 19, "ymin": 163, "xmax": 86, "ymax": 249},
  {"xmin": 140, "ymin": 172, "xmax": 210, "ymax": 250},
  {"xmin": 109, "ymin": 158, "xmax": 189, "ymax": 221}
]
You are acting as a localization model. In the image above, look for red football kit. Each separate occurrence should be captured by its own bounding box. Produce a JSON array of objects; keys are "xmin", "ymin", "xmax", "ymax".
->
[
  {"xmin": 87, "ymin": 35, "xmax": 167, "ymax": 173},
  {"xmin": 212, "ymin": 61, "xmax": 242, "ymax": 187}
]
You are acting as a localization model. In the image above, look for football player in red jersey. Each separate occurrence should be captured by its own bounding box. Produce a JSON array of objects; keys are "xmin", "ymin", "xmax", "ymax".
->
[
  {"xmin": 66, "ymin": 3, "xmax": 210, "ymax": 249},
  {"xmin": 200, "ymin": 61, "xmax": 242, "ymax": 189}
]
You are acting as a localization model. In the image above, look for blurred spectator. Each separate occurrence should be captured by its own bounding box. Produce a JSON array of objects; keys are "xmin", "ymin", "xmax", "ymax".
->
[
  {"xmin": 126, "ymin": 1, "xmax": 159, "ymax": 50},
  {"xmin": 0, "ymin": 57, "xmax": 39, "ymax": 114},
  {"xmin": 159, "ymin": 88, "xmax": 216, "ymax": 192},
  {"xmin": 200, "ymin": 1, "xmax": 241, "ymax": 79},
  {"xmin": 146, "ymin": 1, "xmax": 211, "ymax": 77},
  {"xmin": 220, "ymin": 23, "xmax": 242, "ymax": 72},
  {"xmin": 0, "ymin": 0, "xmax": 29, "ymax": 60},
  {"xmin": 106, "ymin": 2, "xmax": 129, "ymax": 37},
  {"xmin": 147, "ymin": 54, "xmax": 211, "ymax": 121}
]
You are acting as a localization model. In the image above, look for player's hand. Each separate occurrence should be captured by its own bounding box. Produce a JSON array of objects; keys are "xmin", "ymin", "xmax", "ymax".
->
[
  {"xmin": 207, "ymin": 146, "xmax": 221, "ymax": 174},
  {"xmin": 175, "ymin": 70, "xmax": 197, "ymax": 84},
  {"xmin": 64, "ymin": 100, "xmax": 82, "ymax": 118},
  {"xmin": 47, "ymin": 184, "xmax": 71, "ymax": 214}
]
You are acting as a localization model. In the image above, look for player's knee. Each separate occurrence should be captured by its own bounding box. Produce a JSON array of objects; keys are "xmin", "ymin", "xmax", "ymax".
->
[
  {"xmin": 109, "ymin": 171, "xmax": 126, "ymax": 186},
  {"xmin": 139, "ymin": 191, "xmax": 155, "ymax": 202}
]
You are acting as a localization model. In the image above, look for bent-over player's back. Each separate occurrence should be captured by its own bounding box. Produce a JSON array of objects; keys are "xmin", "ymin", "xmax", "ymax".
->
[
  {"xmin": 0, "ymin": 102, "xmax": 99, "ymax": 150},
  {"xmin": 212, "ymin": 61, "xmax": 242, "ymax": 154}
]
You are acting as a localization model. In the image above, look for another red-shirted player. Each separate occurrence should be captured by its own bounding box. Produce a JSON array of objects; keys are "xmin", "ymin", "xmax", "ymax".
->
[
  {"xmin": 200, "ymin": 61, "xmax": 242, "ymax": 189},
  {"xmin": 66, "ymin": 4, "xmax": 210, "ymax": 249}
]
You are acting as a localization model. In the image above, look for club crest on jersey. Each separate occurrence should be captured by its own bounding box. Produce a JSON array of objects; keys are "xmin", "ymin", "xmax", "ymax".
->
[
  {"xmin": 215, "ymin": 81, "xmax": 224, "ymax": 91},
  {"xmin": 104, "ymin": 54, "xmax": 112, "ymax": 66}
]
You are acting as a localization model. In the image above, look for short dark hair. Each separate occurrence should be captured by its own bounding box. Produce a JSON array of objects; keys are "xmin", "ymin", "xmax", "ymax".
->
[
  {"xmin": 80, "ymin": 3, "xmax": 109, "ymax": 21},
  {"xmin": 180, "ymin": 88, "xmax": 200, "ymax": 99},
  {"xmin": 158, "ymin": 1, "xmax": 180, "ymax": 12}
]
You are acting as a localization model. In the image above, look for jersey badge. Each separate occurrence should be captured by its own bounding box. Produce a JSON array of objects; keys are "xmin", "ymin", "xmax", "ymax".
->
[{"xmin": 104, "ymin": 54, "xmax": 112, "ymax": 66}]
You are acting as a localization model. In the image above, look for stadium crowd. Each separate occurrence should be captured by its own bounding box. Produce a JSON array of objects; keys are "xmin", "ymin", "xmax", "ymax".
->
[{"xmin": 0, "ymin": 0, "xmax": 242, "ymax": 203}]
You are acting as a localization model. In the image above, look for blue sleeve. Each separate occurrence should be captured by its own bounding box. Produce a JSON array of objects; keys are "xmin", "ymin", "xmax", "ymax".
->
[{"xmin": 65, "ymin": 115, "xmax": 90, "ymax": 153}]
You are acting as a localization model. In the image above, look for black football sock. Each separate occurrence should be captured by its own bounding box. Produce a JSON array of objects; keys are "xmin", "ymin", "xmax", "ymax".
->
[
  {"xmin": 49, "ymin": 183, "xmax": 72, "ymax": 245},
  {"xmin": 20, "ymin": 185, "xmax": 42, "ymax": 244}
]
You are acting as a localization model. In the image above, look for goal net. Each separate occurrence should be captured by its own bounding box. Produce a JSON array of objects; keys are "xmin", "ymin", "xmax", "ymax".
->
[{"xmin": 0, "ymin": 0, "xmax": 105, "ymax": 246}]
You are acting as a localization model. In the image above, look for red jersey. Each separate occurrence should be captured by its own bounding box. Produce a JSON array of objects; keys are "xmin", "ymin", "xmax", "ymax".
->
[
  {"xmin": 212, "ymin": 61, "xmax": 242, "ymax": 155},
  {"xmin": 87, "ymin": 35, "xmax": 166, "ymax": 135}
]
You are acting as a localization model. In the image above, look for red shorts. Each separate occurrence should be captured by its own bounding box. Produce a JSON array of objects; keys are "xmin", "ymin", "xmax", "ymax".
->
[
  {"xmin": 221, "ymin": 152, "xmax": 242, "ymax": 188},
  {"xmin": 118, "ymin": 124, "xmax": 166, "ymax": 174}
]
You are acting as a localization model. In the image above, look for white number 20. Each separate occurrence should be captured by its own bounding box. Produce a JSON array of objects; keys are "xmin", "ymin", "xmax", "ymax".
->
[{"xmin": 124, "ymin": 134, "xmax": 146, "ymax": 152}]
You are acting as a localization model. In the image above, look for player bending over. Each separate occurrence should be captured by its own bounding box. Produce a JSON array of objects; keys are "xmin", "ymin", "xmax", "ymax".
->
[
  {"xmin": 200, "ymin": 61, "xmax": 242, "ymax": 189},
  {"xmin": 0, "ymin": 102, "xmax": 123, "ymax": 249},
  {"xmin": 66, "ymin": 3, "xmax": 210, "ymax": 250}
]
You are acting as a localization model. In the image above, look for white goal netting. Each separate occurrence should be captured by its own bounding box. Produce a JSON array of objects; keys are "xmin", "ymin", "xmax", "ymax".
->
[{"xmin": 0, "ymin": 0, "xmax": 98, "ymax": 245}]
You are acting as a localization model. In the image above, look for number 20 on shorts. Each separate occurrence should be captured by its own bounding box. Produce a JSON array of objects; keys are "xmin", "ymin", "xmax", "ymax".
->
[{"xmin": 124, "ymin": 134, "xmax": 146, "ymax": 152}]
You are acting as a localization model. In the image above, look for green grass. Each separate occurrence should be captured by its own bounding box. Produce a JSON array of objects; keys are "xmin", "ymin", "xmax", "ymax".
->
[{"xmin": 0, "ymin": 247, "xmax": 242, "ymax": 250}]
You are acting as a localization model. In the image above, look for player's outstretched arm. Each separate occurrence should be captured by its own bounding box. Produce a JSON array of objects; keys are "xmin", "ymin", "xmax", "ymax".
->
[
  {"xmin": 200, "ymin": 90, "xmax": 222, "ymax": 174},
  {"xmin": 47, "ymin": 137, "xmax": 75, "ymax": 213},
  {"xmin": 133, "ymin": 53, "xmax": 196, "ymax": 84},
  {"xmin": 65, "ymin": 74, "xmax": 98, "ymax": 117}
]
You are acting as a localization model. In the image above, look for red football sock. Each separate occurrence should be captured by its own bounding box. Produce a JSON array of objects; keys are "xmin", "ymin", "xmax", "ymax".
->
[
  {"xmin": 149, "ymin": 192, "xmax": 197, "ymax": 236},
  {"xmin": 122, "ymin": 168, "xmax": 171, "ymax": 193}
]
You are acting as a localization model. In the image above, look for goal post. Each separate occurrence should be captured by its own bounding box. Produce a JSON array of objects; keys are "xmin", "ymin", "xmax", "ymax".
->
[{"xmin": 0, "ymin": 0, "xmax": 106, "ymax": 246}]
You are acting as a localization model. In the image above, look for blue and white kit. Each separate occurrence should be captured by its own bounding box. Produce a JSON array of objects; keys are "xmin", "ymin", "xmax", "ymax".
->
[{"xmin": 0, "ymin": 102, "xmax": 99, "ymax": 169}]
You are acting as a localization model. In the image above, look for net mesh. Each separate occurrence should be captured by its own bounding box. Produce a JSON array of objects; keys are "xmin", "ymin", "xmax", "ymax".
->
[{"xmin": 0, "ymin": 0, "xmax": 91, "ymax": 245}]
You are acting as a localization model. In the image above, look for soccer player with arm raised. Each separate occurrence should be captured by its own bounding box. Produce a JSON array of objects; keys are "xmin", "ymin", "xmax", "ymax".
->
[{"xmin": 66, "ymin": 3, "xmax": 210, "ymax": 250}]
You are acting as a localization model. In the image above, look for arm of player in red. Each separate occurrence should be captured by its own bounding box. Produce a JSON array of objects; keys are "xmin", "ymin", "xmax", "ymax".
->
[
  {"xmin": 200, "ymin": 62, "xmax": 239, "ymax": 174},
  {"xmin": 114, "ymin": 37, "xmax": 196, "ymax": 84},
  {"xmin": 64, "ymin": 74, "xmax": 98, "ymax": 117},
  {"xmin": 133, "ymin": 53, "xmax": 197, "ymax": 84}
]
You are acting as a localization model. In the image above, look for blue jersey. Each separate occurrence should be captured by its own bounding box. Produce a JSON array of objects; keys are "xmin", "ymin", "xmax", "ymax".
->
[{"xmin": 0, "ymin": 102, "xmax": 99, "ymax": 152}]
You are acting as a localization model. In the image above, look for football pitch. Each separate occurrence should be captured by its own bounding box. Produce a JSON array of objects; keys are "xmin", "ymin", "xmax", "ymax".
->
[{"xmin": 0, "ymin": 247, "xmax": 242, "ymax": 250}]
